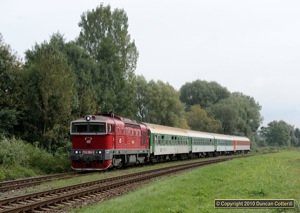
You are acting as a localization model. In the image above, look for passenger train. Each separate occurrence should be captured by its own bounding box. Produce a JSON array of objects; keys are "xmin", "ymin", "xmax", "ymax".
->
[{"xmin": 70, "ymin": 113, "xmax": 250, "ymax": 171}]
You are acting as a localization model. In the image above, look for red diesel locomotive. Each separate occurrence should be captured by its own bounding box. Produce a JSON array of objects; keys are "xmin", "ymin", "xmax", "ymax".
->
[{"xmin": 70, "ymin": 114, "xmax": 149, "ymax": 170}]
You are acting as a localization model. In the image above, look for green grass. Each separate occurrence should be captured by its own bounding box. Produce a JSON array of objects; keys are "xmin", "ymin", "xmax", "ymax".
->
[{"xmin": 72, "ymin": 149, "xmax": 300, "ymax": 213}]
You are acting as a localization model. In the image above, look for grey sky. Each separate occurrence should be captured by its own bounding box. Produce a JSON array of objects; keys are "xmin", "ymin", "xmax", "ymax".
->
[{"xmin": 1, "ymin": 0, "xmax": 300, "ymax": 128}]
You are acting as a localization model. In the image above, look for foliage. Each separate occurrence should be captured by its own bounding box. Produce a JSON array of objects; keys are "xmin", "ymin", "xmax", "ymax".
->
[
  {"xmin": 0, "ymin": 34, "xmax": 23, "ymax": 136},
  {"xmin": 64, "ymin": 41, "xmax": 98, "ymax": 116},
  {"xmin": 0, "ymin": 136, "xmax": 70, "ymax": 181},
  {"xmin": 43, "ymin": 34, "xmax": 98, "ymax": 117},
  {"xmin": 260, "ymin": 120, "xmax": 298, "ymax": 147},
  {"xmin": 185, "ymin": 105, "xmax": 222, "ymax": 133},
  {"xmin": 179, "ymin": 79, "xmax": 230, "ymax": 109},
  {"xmin": 209, "ymin": 92, "xmax": 262, "ymax": 137},
  {"xmin": 23, "ymin": 36, "xmax": 75, "ymax": 150},
  {"xmin": 136, "ymin": 75, "xmax": 149, "ymax": 120},
  {"xmin": 78, "ymin": 4, "xmax": 138, "ymax": 117},
  {"xmin": 136, "ymin": 76, "xmax": 188, "ymax": 128}
]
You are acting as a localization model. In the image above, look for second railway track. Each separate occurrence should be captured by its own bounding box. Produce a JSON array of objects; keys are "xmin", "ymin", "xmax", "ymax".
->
[{"xmin": 0, "ymin": 172, "xmax": 82, "ymax": 193}]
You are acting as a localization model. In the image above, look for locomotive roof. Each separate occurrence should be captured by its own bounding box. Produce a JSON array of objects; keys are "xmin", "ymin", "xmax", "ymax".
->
[
  {"xmin": 72, "ymin": 115, "xmax": 116, "ymax": 122},
  {"xmin": 72, "ymin": 115, "xmax": 143, "ymax": 126}
]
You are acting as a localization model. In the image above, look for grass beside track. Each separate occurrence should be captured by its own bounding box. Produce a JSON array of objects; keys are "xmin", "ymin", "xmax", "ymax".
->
[{"xmin": 72, "ymin": 149, "xmax": 300, "ymax": 213}]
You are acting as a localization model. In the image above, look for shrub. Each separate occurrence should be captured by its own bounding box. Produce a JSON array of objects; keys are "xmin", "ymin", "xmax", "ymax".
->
[
  {"xmin": 0, "ymin": 136, "xmax": 28, "ymax": 167},
  {"xmin": 0, "ymin": 136, "xmax": 71, "ymax": 180}
]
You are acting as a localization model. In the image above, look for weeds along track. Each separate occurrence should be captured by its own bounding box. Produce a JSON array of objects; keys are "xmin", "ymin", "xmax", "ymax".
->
[
  {"xmin": 0, "ymin": 172, "xmax": 82, "ymax": 192},
  {"xmin": 0, "ymin": 156, "xmax": 245, "ymax": 213}
]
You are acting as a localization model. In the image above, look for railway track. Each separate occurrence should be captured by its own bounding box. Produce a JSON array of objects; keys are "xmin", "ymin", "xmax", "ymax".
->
[
  {"xmin": 0, "ymin": 172, "xmax": 81, "ymax": 192},
  {"xmin": 0, "ymin": 156, "xmax": 240, "ymax": 212}
]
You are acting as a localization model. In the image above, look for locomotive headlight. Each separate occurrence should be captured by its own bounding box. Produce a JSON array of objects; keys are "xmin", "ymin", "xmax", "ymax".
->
[
  {"xmin": 75, "ymin": 151, "xmax": 79, "ymax": 154},
  {"xmin": 99, "ymin": 151, "xmax": 102, "ymax": 154},
  {"xmin": 86, "ymin": 115, "xmax": 91, "ymax": 122}
]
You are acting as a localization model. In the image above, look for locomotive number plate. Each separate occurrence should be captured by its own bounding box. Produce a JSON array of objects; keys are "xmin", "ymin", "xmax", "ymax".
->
[{"xmin": 82, "ymin": 150, "xmax": 94, "ymax": 154}]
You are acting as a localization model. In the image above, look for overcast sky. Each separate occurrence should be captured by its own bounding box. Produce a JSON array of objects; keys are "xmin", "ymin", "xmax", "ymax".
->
[{"xmin": 1, "ymin": 0, "xmax": 300, "ymax": 128}]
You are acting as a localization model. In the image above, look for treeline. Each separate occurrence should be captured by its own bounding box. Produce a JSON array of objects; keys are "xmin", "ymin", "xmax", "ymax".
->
[{"xmin": 0, "ymin": 4, "xmax": 299, "ymax": 155}]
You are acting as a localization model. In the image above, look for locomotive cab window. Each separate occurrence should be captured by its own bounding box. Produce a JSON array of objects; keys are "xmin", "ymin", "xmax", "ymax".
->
[
  {"xmin": 71, "ymin": 122, "xmax": 106, "ymax": 134},
  {"xmin": 108, "ymin": 124, "xmax": 115, "ymax": 133}
]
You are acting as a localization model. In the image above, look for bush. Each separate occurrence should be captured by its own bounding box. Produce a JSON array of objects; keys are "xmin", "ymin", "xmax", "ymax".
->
[
  {"xmin": 0, "ymin": 136, "xmax": 28, "ymax": 167},
  {"xmin": 0, "ymin": 136, "xmax": 71, "ymax": 180},
  {"xmin": 0, "ymin": 165, "xmax": 38, "ymax": 181}
]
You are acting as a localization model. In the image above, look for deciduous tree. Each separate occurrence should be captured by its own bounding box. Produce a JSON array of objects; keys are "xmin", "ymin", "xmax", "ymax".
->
[
  {"xmin": 0, "ymin": 34, "xmax": 23, "ymax": 135},
  {"xmin": 24, "ymin": 37, "xmax": 75, "ymax": 151},
  {"xmin": 77, "ymin": 4, "xmax": 138, "ymax": 116},
  {"xmin": 136, "ymin": 76, "xmax": 188, "ymax": 128},
  {"xmin": 185, "ymin": 105, "xmax": 221, "ymax": 133},
  {"xmin": 209, "ymin": 92, "xmax": 262, "ymax": 136},
  {"xmin": 260, "ymin": 120, "xmax": 294, "ymax": 147},
  {"xmin": 180, "ymin": 80, "xmax": 230, "ymax": 110}
]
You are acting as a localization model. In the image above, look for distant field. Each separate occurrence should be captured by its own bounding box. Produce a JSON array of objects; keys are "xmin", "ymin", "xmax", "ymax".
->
[{"xmin": 72, "ymin": 149, "xmax": 300, "ymax": 213}]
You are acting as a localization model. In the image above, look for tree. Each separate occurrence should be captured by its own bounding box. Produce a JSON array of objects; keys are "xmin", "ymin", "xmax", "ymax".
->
[
  {"xmin": 209, "ymin": 92, "xmax": 262, "ymax": 136},
  {"xmin": 209, "ymin": 101, "xmax": 238, "ymax": 134},
  {"xmin": 136, "ymin": 76, "xmax": 188, "ymax": 128},
  {"xmin": 0, "ymin": 34, "xmax": 23, "ymax": 135},
  {"xmin": 62, "ymin": 40, "xmax": 98, "ymax": 117},
  {"xmin": 23, "ymin": 36, "xmax": 75, "ymax": 151},
  {"xmin": 185, "ymin": 105, "xmax": 221, "ymax": 133},
  {"xmin": 294, "ymin": 128, "xmax": 300, "ymax": 146},
  {"xmin": 77, "ymin": 4, "xmax": 138, "ymax": 116},
  {"xmin": 38, "ymin": 33, "xmax": 98, "ymax": 117},
  {"xmin": 136, "ymin": 75, "xmax": 150, "ymax": 120},
  {"xmin": 260, "ymin": 120, "xmax": 294, "ymax": 147},
  {"xmin": 180, "ymin": 80, "xmax": 230, "ymax": 110}
]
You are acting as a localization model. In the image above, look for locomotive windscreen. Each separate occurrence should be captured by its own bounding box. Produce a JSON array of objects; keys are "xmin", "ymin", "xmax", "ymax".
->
[{"xmin": 71, "ymin": 122, "xmax": 106, "ymax": 134}]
